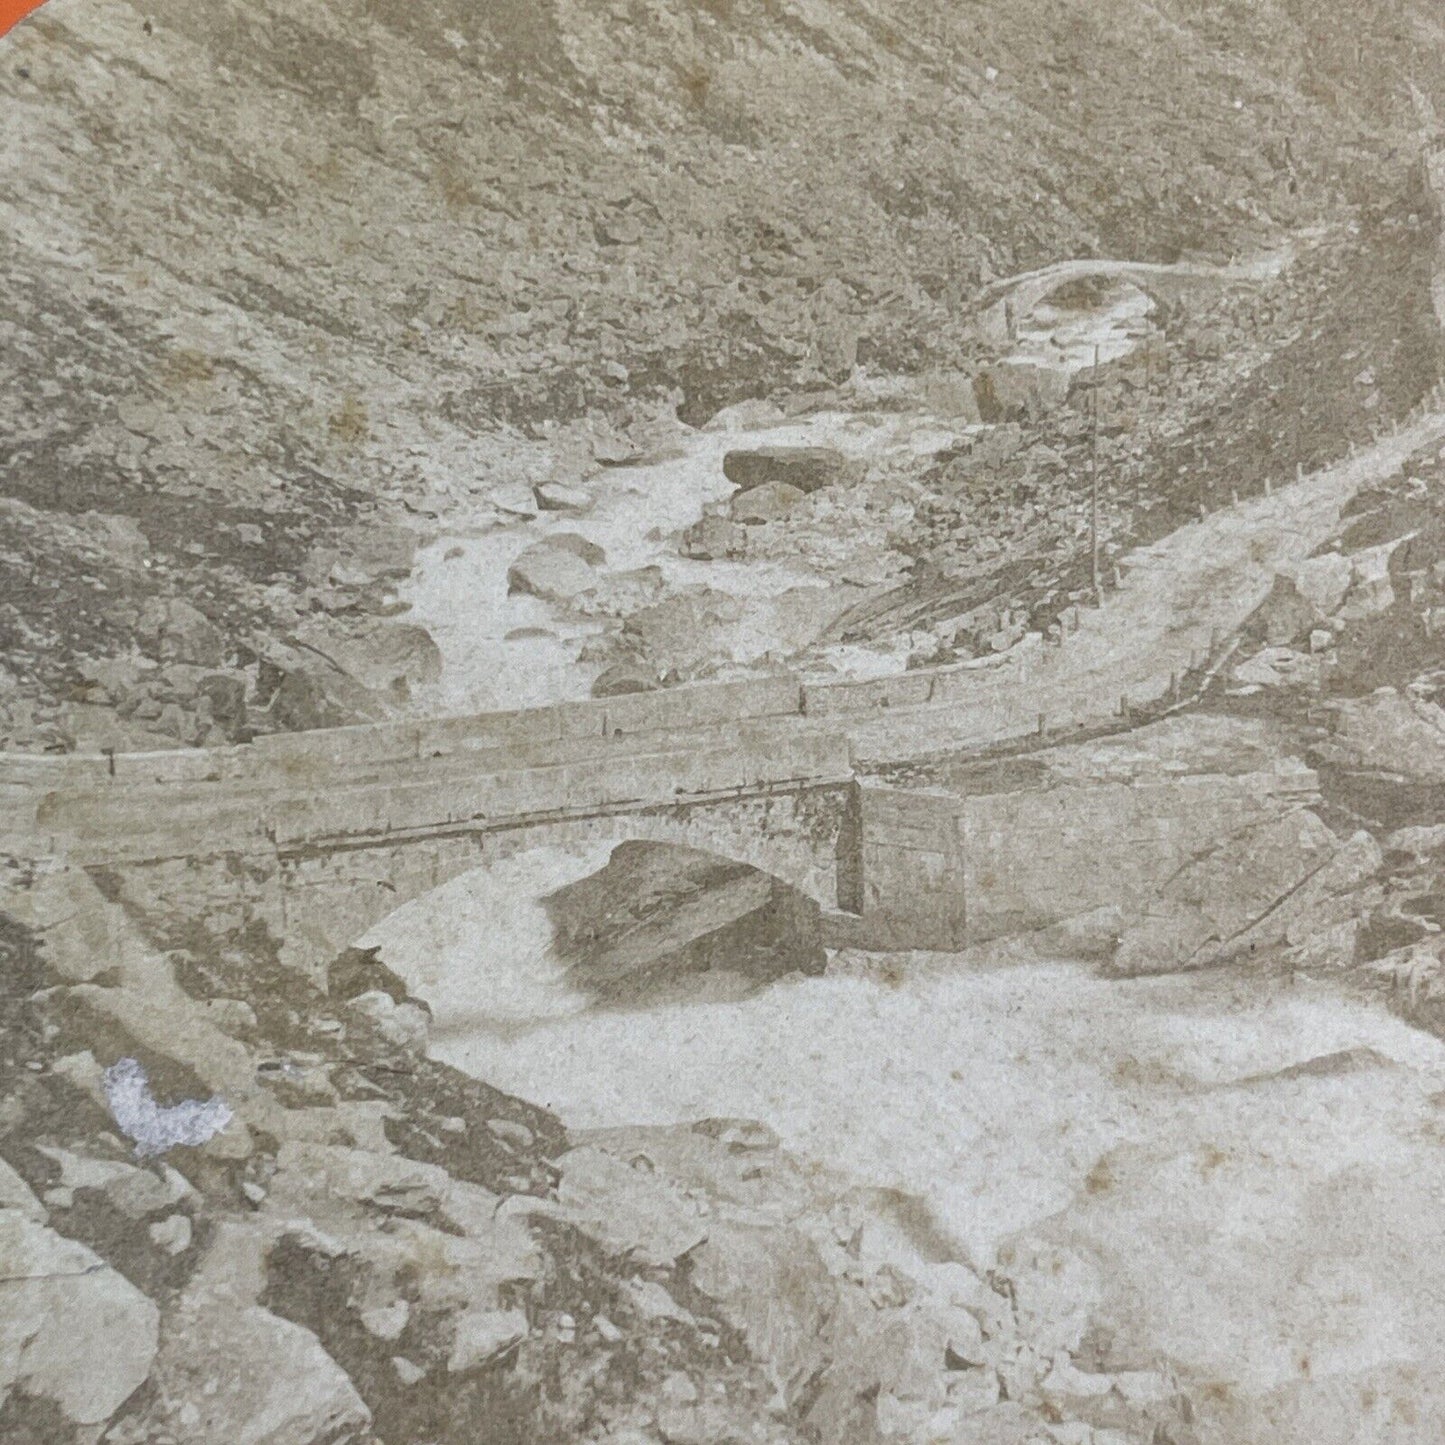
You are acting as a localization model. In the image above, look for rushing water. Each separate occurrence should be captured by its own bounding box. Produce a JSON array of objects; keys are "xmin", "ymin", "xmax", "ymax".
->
[
  {"xmin": 398, "ymin": 410, "xmax": 961, "ymax": 713},
  {"xmin": 398, "ymin": 285, "xmax": 1156, "ymax": 715},
  {"xmin": 361, "ymin": 845, "xmax": 1445, "ymax": 1433},
  {"xmin": 399, "ymin": 413, "xmax": 874, "ymax": 712}
]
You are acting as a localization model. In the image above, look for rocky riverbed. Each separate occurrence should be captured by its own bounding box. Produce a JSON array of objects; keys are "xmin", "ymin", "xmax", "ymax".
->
[
  {"xmin": 4, "ymin": 245, "xmax": 1445, "ymax": 1443},
  {"xmin": 354, "ymin": 804, "xmax": 1445, "ymax": 1445}
]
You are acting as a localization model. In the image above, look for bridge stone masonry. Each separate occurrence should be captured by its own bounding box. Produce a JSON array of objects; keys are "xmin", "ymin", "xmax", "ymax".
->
[
  {"xmin": 2, "ymin": 677, "xmax": 855, "ymax": 976},
  {"xmin": 0, "ymin": 652, "xmax": 1320, "ymax": 980}
]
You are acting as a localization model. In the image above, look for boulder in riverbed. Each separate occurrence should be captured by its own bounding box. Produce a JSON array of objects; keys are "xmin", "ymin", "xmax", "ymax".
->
[
  {"xmin": 730, "ymin": 479, "xmax": 806, "ymax": 524},
  {"xmin": 535, "ymin": 480, "xmax": 593, "ymax": 513},
  {"xmin": 492, "ymin": 483, "xmax": 540, "ymax": 519},
  {"xmin": 544, "ymin": 840, "xmax": 826, "ymax": 1005},
  {"xmin": 547, "ymin": 531, "xmax": 607, "ymax": 566},
  {"xmin": 702, "ymin": 398, "xmax": 787, "ymax": 433},
  {"xmin": 507, "ymin": 542, "xmax": 600, "ymax": 603},
  {"xmin": 722, "ymin": 445, "xmax": 861, "ymax": 495},
  {"xmin": 591, "ymin": 662, "xmax": 660, "ymax": 697},
  {"xmin": 682, "ymin": 513, "xmax": 747, "ymax": 559}
]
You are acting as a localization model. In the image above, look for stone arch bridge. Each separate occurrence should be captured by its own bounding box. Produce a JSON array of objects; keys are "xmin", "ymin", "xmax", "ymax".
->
[
  {"xmin": 2, "ymin": 663, "xmax": 1314, "ymax": 980},
  {"xmin": 1, "ymin": 676, "xmax": 972, "ymax": 977},
  {"xmin": 972, "ymin": 252, "xmax": 1286, "ymax": 340}
]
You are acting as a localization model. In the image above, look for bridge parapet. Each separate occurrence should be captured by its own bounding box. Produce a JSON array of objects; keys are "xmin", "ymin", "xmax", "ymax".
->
[
  {"xmin": 0, "ymin": 630, "xmax": 1094, "ymax": 869},
  {"xmin": 8, "ymin": 717, "xmax": 853, "ymax": 869}
]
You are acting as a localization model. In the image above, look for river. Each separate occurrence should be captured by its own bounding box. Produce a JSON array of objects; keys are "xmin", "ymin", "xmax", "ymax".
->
[
  {"xmin": 397, "ymin": 282, "xmax": 1154, "ymax": 714},
  {"xmin": 352, "ymin": 269, "xmax": 1445, "ymax": 1441},
  {"xmin": 361, "ymin": 844, "xmax": 1445, "ymax": 1441}
]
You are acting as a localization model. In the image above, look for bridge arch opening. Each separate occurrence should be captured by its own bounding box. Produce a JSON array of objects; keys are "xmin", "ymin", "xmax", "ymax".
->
[
  {"xmin": 275, "ymin": 787, "xmax": 851, "ymax": 979},
  {"xmin": 1013, "ymin": 274, "xmax": 1161, "ymax": 356},
  {"xmin": 343, "ymin": 834, "xmax": 829, "ymax": 1044}
]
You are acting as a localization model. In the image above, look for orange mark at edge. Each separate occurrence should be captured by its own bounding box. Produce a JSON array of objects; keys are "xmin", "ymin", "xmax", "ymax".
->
[{"xmin": 1, "ymin": 0, "xmax": 50, "ymax": 41}]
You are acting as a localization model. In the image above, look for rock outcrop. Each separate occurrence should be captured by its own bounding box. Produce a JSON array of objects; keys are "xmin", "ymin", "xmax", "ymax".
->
[{"xmin": 0, "ymin": 1212, "xmax": 159, "ymax": 1427}]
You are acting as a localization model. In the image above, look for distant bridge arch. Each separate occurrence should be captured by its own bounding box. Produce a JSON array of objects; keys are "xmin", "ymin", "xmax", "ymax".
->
[{"xmin": 972, "ymin": 253, "xmax": 1283, "ymax": 340}]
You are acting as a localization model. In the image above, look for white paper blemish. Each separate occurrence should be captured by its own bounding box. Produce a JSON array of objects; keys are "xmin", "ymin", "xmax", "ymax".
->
[{"xmin": 103, "ymin": 1057, "xmax": 232, "ymax": 1159}]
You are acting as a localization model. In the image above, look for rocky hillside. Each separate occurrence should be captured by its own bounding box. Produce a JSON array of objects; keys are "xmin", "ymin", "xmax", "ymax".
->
[
  {"xmin": 0, "ymin": 850, "xmax": 1216, "ymax": 1445},
  {"xmin": 3, "ymin": 0, "xmax": 1445, "ymax": 746}
]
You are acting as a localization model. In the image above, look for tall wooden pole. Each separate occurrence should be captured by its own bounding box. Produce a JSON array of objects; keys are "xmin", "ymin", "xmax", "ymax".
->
[{"xmin": 1090, "ymin": 343, "xmax": 1101, "ymax": 603}]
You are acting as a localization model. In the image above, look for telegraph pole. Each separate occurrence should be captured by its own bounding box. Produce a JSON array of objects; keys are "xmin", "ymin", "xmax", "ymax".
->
[{"xmin": 1090, "ymin": 343, "xmax": 1101, "ymax": 603}]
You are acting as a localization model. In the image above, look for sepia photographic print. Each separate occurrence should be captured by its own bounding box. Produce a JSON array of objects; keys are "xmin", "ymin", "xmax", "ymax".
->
[{"xmin": 6, "ymin": 1, "xmax": 1445, "ymax": 1441}]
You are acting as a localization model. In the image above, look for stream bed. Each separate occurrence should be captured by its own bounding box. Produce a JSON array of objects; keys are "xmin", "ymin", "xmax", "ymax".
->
[
  {"xmin": 363, "ymin": 845, "xmax": 1445, "ymax": 1441},
  {"xmin": 397, "ymin": 285, "xmax": 1155, "ymax": 715}
]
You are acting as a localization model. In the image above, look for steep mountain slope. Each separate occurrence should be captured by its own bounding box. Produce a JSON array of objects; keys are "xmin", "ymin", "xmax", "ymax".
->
[{"xmin": 1, "ymin": 0, "xmax": 1443, "ymax": 746}]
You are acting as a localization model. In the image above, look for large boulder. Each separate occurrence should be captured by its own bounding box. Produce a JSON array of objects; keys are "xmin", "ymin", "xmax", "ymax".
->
[
  {"xmin": 1113, "ymin": 810, "xmax": 1348, "ymax": 974},
  {"xmin": 544, "ymin": 840, "xmax": 826, "ymax": 1005},
  {"xmin": 148, "ymin": 1296, "xmax": 370, "ymax": 1445},
  {"xmin": 546, "ymin": 1146, "xmax": 708, "ymax": 1267},
  {"xmin": 730, "ymin": 479, "xmax": 806, "ymax": 524},
  {"xmin": 722, "ymin": 446, "xmax": 861, "ymax": 495},
  {"xmin": 0, "ymin": 1158, "xmax": 43, "ymax": 1220},
  {"xmin": 447, "ymin": 1307, "xmax": 529, "ymax": 1374},
  {"xmin": 702, "ymin": 398, "xmax": 787, "ymax": 433},
  {"xmin": 535, "ymin": 479, "xmax": 593, "ymax": 513},
  {"xmin": 317, "ymin": 620, "xmax": 444, "ymax": 696},
  {"xmin": 0, "ymin": 1210, "xmax": 160, "ymax": 1426},
  {"xmin": 591, "ymin": 661, "xmax": 660, "ymax": 697},
  {"xmin": 690, "ymin": 1220, "xmax": 838, "ymax": 1408},
  {"xmin": 1339, "ymin": 539, "xmax": 1402, "ymax": 620},
  {"xmin": 939, "ymin": 423, "xmax": 1025, "ymax": 489},
  {"xmin": 256, "ymin": 642, "xmax": 384, "ymax": 731},
  {"xmin": 620, "ymin": 588, "xmax": 746, "ymax": 678},
  {"xmin": 917, "ymin": 371, "xmax": 984, "ymax": 424},
  {"xmin": 507, "ymin": 541, "xmax": 600, "ymax": 603},
  {"xmin": 84, "ymin": 511, "xmax": 151, "ymax": 570},
  {"xmin": 1281, "ymin": 551, "xmax": 1353, "ymax": 616},
  {"xmin": 492, "ymin": 483, "xmax": 540, "ymax": 520},
  {"xmin": 682, "ymin": 513, "xmax": 747, "ymax": 559},
  {"xmin": 546, "ymin": 531, "xmax": 607, "ymax": 566},
  {"xmin": 197, "ymin": 670, "xmax": 249, "ymax": 732},
  {"xmin": 262, "ymin": 660, "xmax": 361, "ymax": 731}
]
